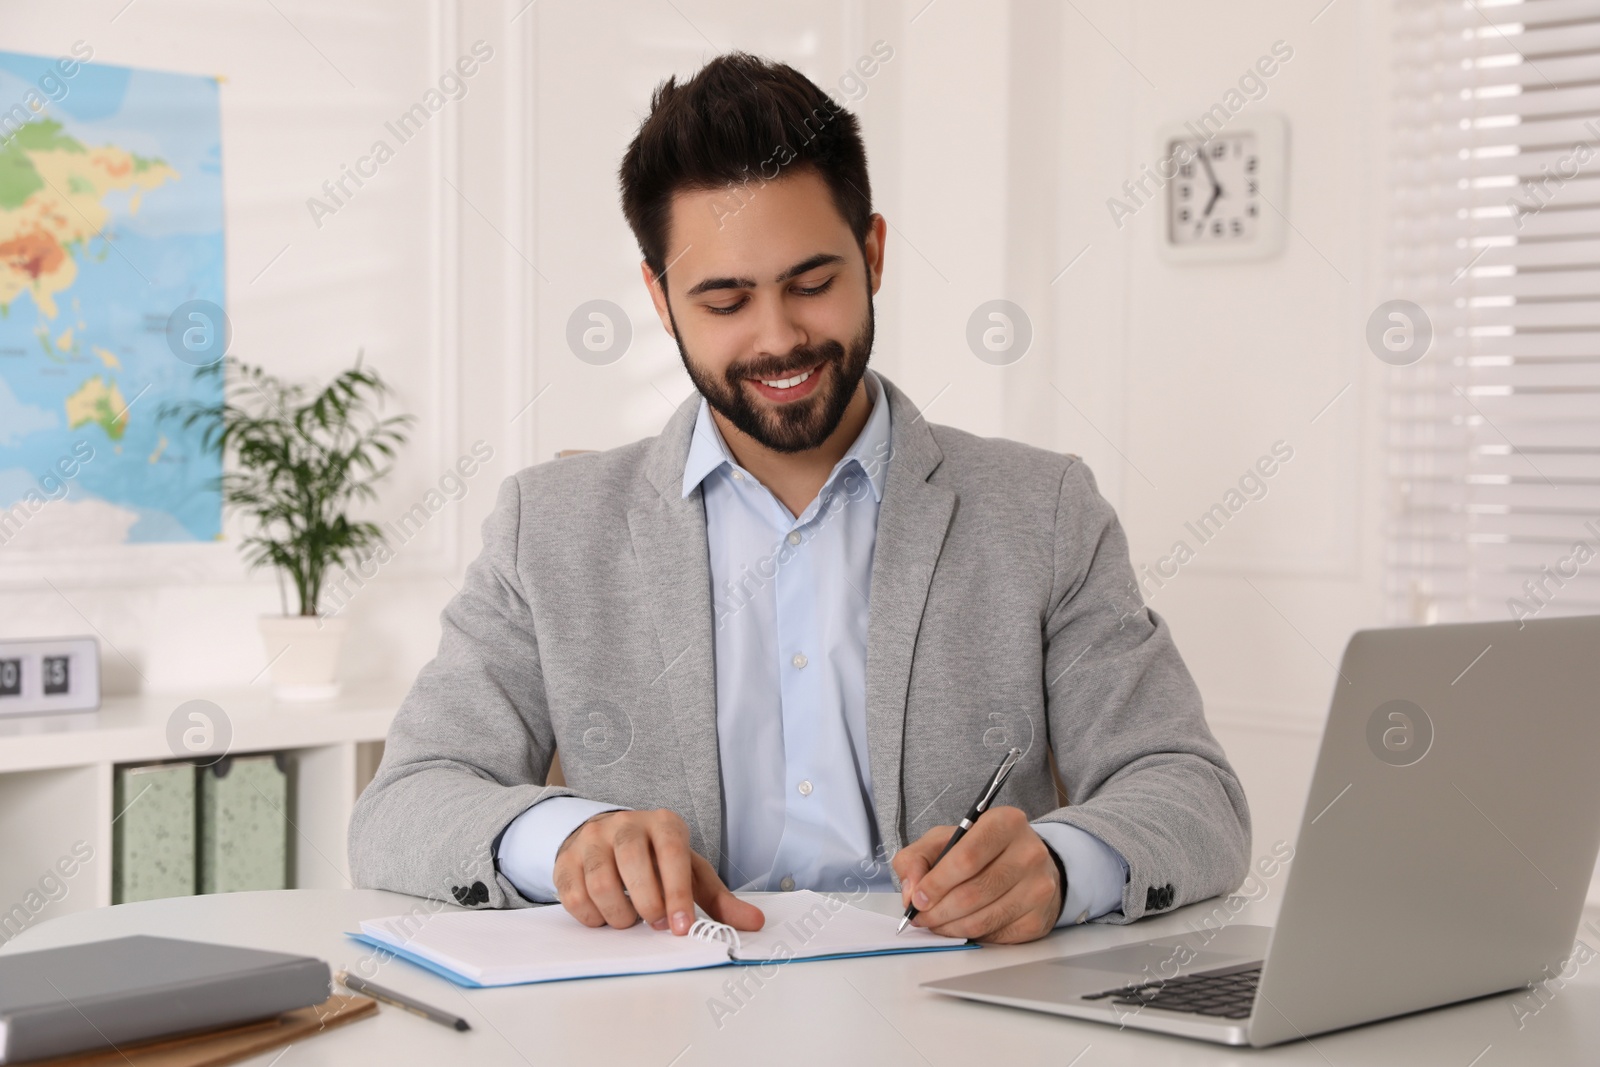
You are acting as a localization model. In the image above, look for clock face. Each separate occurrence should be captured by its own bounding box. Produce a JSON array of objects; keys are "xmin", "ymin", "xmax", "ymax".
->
[
  {"xmin": 0, "ymin": 636, "xmax": 99, "ymax": 715},
  {"xmin": 1167, "ymin": 133, "xmax": 1260, "ymax": 245}
]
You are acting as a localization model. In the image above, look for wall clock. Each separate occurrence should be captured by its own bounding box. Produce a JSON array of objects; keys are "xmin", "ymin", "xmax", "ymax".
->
[{"xmin": 1158, "ymin": 113, "xmax": 1287, "ymax": 263}]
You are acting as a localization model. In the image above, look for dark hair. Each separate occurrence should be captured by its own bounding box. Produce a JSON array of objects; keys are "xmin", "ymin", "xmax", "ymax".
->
[{"xmin": 618, "ymin": 51, "xmax": 873, "ymax": 283}]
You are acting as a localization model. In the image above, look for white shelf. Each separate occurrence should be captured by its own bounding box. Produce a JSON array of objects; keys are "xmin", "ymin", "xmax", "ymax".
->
[
  {"xmin": 0, "ymin": 682, "xmax": 406, "ymax": 773},
  {"xmin": 0, "ymin": 681, "xmax": 405, "ymax": 939}
]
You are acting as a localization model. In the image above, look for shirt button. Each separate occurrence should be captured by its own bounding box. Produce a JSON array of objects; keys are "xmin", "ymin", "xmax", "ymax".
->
[
  {"xmin": 797, "ymin": 779, "xmax": 813, "ymax": 796},
  {"xmin": 731, "ymin": 470, "xmax": 744, "ymax": 480},
  {"xmin": 779, "ymin": 875, "xmax": 796, "ymax": 891},
  {"xmin": 1076, "ymin": 909, "xmax": 1089, "ymax": 924},
  {"xmin": 791, "ymin": 652, "xmax": 808, "ymax": 669},
  {"xmin": 787, "ymin": 531, "xmax": 801, "ymax": 545}
]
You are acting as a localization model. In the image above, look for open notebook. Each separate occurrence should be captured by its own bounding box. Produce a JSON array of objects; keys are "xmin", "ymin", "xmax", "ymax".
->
[{"xmin": 347, "ymin": 891, "xmax": 975, "ymax": 987}]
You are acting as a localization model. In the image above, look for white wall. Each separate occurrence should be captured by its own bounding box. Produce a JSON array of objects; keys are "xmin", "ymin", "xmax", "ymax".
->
[
  {"xmin": 1052, "ymin": 0, "xmax": 1392, "ymax": 865},
  {"xmin": 3, "ymin": 0, "xmax": 1589, "ymax": 901}
]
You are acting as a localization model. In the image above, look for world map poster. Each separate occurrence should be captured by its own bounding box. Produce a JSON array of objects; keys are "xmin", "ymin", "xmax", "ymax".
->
[{"xmin": 0, "ymin": 49, "xmax": 223, "ymax": 548}]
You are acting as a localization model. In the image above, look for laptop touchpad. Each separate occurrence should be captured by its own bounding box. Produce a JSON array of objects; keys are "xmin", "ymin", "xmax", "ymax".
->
[{"xmin": 1050, "ymin": 941, "xmax": 1244, "ymax": 976}]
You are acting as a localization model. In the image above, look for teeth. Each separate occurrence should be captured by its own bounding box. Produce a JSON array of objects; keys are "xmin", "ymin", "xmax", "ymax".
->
[{"xmin": 759, "ymin": 367, "xmax": 815, "ymax": 389}]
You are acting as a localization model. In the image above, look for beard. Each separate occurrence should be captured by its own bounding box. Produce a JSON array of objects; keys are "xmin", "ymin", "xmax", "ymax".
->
[{"xmin": 667, "ymin": 288, "xmax": 875, "ymax": 454}]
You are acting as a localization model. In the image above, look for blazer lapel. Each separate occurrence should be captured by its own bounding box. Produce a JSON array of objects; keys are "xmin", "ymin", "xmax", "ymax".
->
[
  {"xmin": 627, "ymin": 391, "xmax": 724, "ymax": 862},
  {"xmin": 864, "ymin": 375, "xmax": 955, "ymax": 855}
]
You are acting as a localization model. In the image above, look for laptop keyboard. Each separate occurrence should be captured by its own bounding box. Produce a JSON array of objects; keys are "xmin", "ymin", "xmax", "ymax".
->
[{"xmin": 1081, "ymin": 963, "xmax": 1260, "ymax": 1020}]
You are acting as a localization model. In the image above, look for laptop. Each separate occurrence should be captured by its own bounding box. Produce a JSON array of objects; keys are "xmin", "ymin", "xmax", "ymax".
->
[{"xmin": 923, "ymin": 615, "xmax": 1600, "ymax": 1047}]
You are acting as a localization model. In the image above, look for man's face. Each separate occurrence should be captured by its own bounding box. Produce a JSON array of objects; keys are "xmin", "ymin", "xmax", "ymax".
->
[{"xmin": 644, "ymin": 167, "xmax": 884, "ymax": 454}]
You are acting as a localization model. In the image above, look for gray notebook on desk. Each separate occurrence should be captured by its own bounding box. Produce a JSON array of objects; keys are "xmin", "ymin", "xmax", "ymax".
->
[{"xmin": 0, "ymin": 935, "xmax": 330, "ymax": 1064}]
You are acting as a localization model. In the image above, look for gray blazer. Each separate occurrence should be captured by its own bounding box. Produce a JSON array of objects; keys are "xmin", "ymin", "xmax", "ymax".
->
[{"xmin": 348, "ymin": 371, "xmax": 1251, "ymax": 923}]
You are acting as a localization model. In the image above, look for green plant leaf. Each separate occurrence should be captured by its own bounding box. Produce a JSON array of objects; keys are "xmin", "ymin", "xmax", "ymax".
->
[{"xmin": 157, "ymin": 353, "xmax": 415, "ymax": 616}]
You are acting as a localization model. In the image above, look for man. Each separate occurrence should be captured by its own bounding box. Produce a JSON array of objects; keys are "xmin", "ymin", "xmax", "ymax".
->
[{"xmin": 349, "ymin": 51, "xmax": 1250, "ymax": 945}]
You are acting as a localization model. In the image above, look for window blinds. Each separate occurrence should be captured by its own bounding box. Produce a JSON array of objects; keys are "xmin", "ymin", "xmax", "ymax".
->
[{"xmin": 1389, "ymin": 0, "xmax": 1600, "ymax": 624}]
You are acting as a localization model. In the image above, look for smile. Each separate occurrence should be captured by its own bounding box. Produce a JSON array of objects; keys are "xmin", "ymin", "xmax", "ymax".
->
[{"xmin": 759, "ymin": 367, "xmax": 816, "ymax": 389}]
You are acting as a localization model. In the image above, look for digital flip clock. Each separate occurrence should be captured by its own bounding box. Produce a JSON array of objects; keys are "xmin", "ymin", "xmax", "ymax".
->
[{"xmin": 0, "ymin": 636, "xmax": 101, "ymax": 716}]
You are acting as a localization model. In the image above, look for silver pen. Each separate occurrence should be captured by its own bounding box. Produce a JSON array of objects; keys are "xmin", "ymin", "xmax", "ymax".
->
[
  {"xmin": 897, "ymin": 747, "xmax": 1024, "ymax": 934},
  {"xmin": 338, "ymin": 970, "xmax": 471, "ymax": 1031}
]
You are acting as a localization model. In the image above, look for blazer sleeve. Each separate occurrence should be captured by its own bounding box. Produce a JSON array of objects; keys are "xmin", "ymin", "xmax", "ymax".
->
[
  {"xmin": 347, "ymin": 474, "xmax": 579, "ymax": 910},
  {"xmin": 1032, "ymin": 457, "xmax": 1253, "ymax": 925}
]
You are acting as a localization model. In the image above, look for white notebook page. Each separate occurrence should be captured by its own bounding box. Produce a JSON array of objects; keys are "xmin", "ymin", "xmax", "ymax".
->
[
  {"xmin": 358, "ymin": 891, "xmax": 963, "ymax": 985},
  {"xmin": 728, "ymin": 891, "xmax": 960, "ymax": 960},
  {"xmin": 359, "ymin": 906, "xmax": 729, "ymax": 985}
]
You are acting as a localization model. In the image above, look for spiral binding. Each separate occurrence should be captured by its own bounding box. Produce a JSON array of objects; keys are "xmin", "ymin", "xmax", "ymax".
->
[{"xmin": 688, "ymin": 917, "xmax": 742, "ymax": 955}]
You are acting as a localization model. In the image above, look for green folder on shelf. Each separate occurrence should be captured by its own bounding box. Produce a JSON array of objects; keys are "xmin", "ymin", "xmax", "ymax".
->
[
  {"xmin": 112, "ymin": 762, "xmax": 196, "ymax": 904},
  {"xmin": 199, "ymin": 754, "xmax": 289, "ymax": 894}
]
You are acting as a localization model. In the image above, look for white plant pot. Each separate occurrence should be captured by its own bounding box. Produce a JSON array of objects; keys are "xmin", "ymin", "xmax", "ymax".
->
[{"xmin": 258, "ymin": 615, "xmax": 350, "ymax": 702}]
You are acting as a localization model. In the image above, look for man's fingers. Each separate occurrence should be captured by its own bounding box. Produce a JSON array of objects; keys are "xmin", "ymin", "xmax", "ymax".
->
[
  {"xmin": 553, "ymin": 812, "xmax": 744, "ymax": 936},
  {"xmin": 927, "ymin": 876, "xmax": 1051, "ymax": 943},
  {"xmin": 611, "ymin": 822, "xmax": 665, "ymax": 927},
  {"xmin": 895, "ymin": 825, "xmax": 955, "ymax": 868},
  {"xmin": 911, "ymin": 849, "xmax": 1017, "ymax": 931},
  {"xmin": 581, "ymin": 846, "xmax": 639, "ymax": 929},
  {"xmin": 911, "ymin": 809, "xmax": 1023, "ymax": 912},
  {"xmin": 651, "ymin": 818, "xmax": 697, "ymax": 935},
  {"xmin": 893, "ymin": 825, "xmax": 954, "ymax": 906},
  {"xmin": 898, "ymin": 858, "xmax": 929, "ymax": 910},
  {"xmin": 702, "ymin": 886, "xmax": 766, "ymax": 932},
  {"xmin": 894, "ymin": 850, "xmax": 933, "ymax": 909},
  {"xmin": 553, "ymin": 861, "xmax": 606, "ymax": 928},
  {"xmin": 690, "ymin": 853, "xmax": 765, "ymax": 931}
]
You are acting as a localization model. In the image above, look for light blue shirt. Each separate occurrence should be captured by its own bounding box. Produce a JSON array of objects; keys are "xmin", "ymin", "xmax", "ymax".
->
[{"xmin": 496, "ymin": 369, "xmax": 1128, "ymax": 927}]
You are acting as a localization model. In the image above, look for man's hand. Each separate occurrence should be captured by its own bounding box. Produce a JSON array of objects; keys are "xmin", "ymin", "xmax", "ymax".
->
[
  {"xmin": 891, "ymin": 805, "xmax": 1063, "ymax": 944},
  {"xmin": 552, "ymin": 809, "xmax": 764, "ymax": 936}
]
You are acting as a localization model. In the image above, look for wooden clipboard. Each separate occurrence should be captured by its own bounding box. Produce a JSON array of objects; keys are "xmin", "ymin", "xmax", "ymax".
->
[{"xmin": 16, "ymin": 993, "xmax": 377, "ymax": 1067}]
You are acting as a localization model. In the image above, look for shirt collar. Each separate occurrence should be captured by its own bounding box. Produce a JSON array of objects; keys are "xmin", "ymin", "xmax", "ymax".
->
[{"xmin": 681, "ymin": 367, "xmax": 891, "ymax": 503}]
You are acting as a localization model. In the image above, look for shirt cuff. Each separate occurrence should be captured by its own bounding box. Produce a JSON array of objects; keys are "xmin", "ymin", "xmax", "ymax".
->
[
  {"xmin": 1033, "ymin": 820, "xmax": 1129, "ymax": 928},
  {"xmin": 495, "ymin": 797, "xmax": 627, "ymax": 903}
]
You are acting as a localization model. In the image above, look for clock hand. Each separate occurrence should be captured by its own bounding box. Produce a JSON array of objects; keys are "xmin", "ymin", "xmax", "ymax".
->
[
  {"xmin": 1194, "ymin": 141, "xmax": 1220, "ymax": 188},
  {"xmin": 1195, "ymin": 143, "xmax": 1223, "ymax": 217}
]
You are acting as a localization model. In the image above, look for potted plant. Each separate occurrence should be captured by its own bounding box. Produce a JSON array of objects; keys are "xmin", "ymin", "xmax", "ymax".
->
[{"xmin": 163, "ymin": 354, "xmax": 414, "ymax": 701}]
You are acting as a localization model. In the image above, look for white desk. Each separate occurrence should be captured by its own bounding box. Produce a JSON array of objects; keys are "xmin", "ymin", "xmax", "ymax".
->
[{"xmin": 6, "ymin": 889, "xmax": 1599, "ymax": 1065}]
